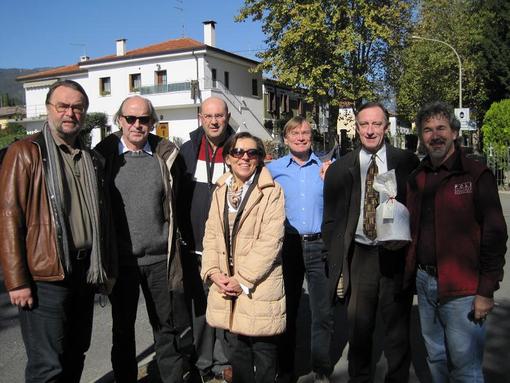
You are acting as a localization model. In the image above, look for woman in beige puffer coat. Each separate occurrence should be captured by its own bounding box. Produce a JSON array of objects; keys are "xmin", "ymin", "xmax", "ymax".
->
[{"xmin": 201, "ymin": 132, "xmax": 286, "ymax": 383}]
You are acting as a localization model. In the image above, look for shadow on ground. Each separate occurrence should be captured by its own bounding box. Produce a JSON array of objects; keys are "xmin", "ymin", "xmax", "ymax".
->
[
  {"xmin": 484, "ymin": 298, "xmax": 510, "ymax": 382},
  {"xmin": 94, "ymin": 345, "xmax": 156, "ymax": 383}
]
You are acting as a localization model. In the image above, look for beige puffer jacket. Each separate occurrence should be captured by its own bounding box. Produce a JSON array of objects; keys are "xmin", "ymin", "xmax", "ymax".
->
[{"xmin": 201, "ymin": 167, "xmax": 286, "ymax": 337}]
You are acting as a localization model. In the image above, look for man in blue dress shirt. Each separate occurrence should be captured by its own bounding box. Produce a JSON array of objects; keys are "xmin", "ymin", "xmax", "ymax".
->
[{"xmin": 268, "ymin": 116, "xmax": 333, "ymax": 383}]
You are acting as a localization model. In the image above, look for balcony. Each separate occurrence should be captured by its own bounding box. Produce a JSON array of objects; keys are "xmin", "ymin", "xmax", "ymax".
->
[{"xmin": 140, "ymin": 82, "xmax": 191, "ymax": 95}]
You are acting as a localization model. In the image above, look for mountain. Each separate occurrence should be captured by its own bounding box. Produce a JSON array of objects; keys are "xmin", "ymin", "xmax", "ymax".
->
[{"xmin": 0, "ymin": 68, "xmax": 51, "ymax": 105}]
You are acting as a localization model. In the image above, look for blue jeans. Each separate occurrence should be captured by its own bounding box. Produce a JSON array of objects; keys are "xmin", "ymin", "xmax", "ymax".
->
[
  {"xmin": 416, "ymin": 269, "xmax": 486, "ymax": 383},
  {"xmin": 278, "ymin": 235, "xmax": 333, "ymax": 381},
  {"xmin": 303, "ymin": 239, "xmax": 334, "ymax": 374}
]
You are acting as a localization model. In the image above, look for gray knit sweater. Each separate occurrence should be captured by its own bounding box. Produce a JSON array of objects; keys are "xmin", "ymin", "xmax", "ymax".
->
[{"xmin": 114, "ymin": 151, "xmax": 168, "ymax": 266}]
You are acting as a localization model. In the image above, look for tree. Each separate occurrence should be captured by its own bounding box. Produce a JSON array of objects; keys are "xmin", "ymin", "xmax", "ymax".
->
[
  {"xmin": 481, "ymin": 99, "xmax": 510, "ymax": 157},
  {"xmin": 236, "ymin": 0, "xmax": 415, "ymax": 143},
  {"xmin": 478, "ymin": 0, "xmax": 510, "ymax": 106},
  {"xmin": 82, "ymin": 112, "xmax": 108, "ymax": 149},
  {"xmin": 395, "ymin": 0, "xmax": 510, "ymax": 125},
  {"xmin": 395, "ymin": 0, "xmax": 489, "ymax": 123}
]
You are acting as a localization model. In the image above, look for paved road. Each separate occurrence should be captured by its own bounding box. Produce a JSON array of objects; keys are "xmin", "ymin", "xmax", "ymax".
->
[{"xmin": 1, "ymin": 193, "xmax": 510, "ymax": 382}]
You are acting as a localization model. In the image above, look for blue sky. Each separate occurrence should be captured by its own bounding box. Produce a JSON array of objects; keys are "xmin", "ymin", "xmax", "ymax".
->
[{"xmin": 0, "ymin": 0, "xmax": 266, "ymax": 69}]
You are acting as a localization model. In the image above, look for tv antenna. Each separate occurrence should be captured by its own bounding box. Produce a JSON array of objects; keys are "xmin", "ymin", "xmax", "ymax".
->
[
  {"xmin": 174, "ymin": 0, "xmax": 185, "ymax": 37},
  {"xmin": 70, "ymin": 43, "xmax": 87, "ymax": 58}
]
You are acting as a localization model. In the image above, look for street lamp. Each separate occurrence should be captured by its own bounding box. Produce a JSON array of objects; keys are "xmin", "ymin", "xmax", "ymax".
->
[{"xmin": 411, "ymin": 35, "xmax": 463, "ymax": 108}]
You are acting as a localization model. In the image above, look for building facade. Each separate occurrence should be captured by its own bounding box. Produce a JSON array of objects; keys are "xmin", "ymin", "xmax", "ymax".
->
[{"xmin": 17, "ymin": 21, "xmax": 270, "ymax": 147}]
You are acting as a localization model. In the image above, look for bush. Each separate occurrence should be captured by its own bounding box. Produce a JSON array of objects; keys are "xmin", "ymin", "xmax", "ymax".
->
[
  {"xmin": 0, "ymin": 134, "xmax": 21, "ymax": 149},
  {"xmin": 0, "ymin": 123, "xmax": 26, "ymax": 149},
  {"xmin": 6, "ymin": 122, "xmax": 26, "ymax": 136},
  {"xmin": 482, "ymin": 99, "xmax": 510, "ymax": 159}
]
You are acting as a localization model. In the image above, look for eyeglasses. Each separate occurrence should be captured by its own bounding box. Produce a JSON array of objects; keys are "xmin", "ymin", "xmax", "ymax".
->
[
  {"xmin": 230, "ymin": 148, "xmax": 262, "ymax": 159},
  {"xmin": 122, "ymin": 115, "xmax": 152, "ymax": 125},
  {"xmin": 201, "ymin": 113, "xmax": 226, "ymax": 121},
  {"xmin": 288, "ymin": 130, "xmax": 312, "ymax": 138},
  {"xmin": 49, "ymin": 103, "xmax": 85, "ymax": 114},
  {"xmin": 358, "ymin": 121, "xmax": 385, "ymax": 128}
]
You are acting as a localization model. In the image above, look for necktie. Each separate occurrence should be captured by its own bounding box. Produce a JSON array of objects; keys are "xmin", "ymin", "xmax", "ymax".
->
[{"xmin": 363, "ymin": 154, "xmax": 379, "ymax": 240}]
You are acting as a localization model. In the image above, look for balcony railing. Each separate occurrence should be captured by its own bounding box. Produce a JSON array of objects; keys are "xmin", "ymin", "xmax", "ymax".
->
[{"xmin": 140, "ymin": 82, "xmax": 191, "ymax": 95}]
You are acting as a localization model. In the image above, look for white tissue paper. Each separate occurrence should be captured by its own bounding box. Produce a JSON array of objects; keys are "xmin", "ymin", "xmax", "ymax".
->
[{"xmin": 372, "ymin": 169, "xmax": 411, "ymax": 243}]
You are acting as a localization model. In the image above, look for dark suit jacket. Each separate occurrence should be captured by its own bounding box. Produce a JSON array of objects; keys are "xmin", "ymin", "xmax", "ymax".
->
[{"xmin": 322, "ymin": 145, "xmax": 419, "ymax": 303}]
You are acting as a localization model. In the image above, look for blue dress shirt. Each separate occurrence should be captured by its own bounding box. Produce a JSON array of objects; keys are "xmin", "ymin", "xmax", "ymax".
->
[{"xmin": 267, "ymin": 152, "xmax": 323, "ymax": 235}]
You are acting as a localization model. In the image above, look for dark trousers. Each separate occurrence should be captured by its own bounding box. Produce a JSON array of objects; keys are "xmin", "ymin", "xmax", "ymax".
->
[
  {"xmin": 347, "ymin": 243, "xmax": 412, "ymax": 383},
  {"xmin": 183, "ymin": 251, "xmax": 229, "ymax": 377},
  {"xmin": 110, "ymin": 261, "xmax": 186, "ymax": 383},
  {"xmin": 225, "ymin": 331, "xmax": 279, "ymax": 383},
  {"xmin": 278, "ymin": 235, "xmax": 333, "ymax": 382},
  {"xmin": 19, "ymin": 257, "xmax": 95, "ymax": 383}
]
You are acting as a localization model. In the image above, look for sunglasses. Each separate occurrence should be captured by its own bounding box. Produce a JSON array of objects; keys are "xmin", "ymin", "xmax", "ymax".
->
[
  {"xmin": 122, "ymin": 115, "xmax": 152, "ymax": 125},
  {"xmin": 230, "ymin": 148, "xmax": 262, "ymax": 159}
]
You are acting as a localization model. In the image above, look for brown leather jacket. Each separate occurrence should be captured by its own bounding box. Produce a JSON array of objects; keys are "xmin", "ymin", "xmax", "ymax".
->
[{"xmin": 0, "ymin": 131, "xmax": 116, "ymax": 291}]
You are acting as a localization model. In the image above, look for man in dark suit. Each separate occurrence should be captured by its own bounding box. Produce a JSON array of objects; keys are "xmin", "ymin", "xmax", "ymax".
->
[{"xmin": 322, "ymin": 102, "xmax": 419, "ymax": 382}]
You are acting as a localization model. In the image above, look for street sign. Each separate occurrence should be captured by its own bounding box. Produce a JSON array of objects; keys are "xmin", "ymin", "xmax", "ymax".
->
[
  {"xmin": 319, "ymin": 104, "xmax": 329, "ymax": 133},
  {"xmin": 454, "ymin": 107, "xmax": 470, "ymax": 129}
]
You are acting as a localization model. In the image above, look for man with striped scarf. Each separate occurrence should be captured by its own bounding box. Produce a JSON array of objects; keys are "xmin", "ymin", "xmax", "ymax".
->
[{"xmin": 0, "ymin": 80, "xmax": 116, "ymax": 383}]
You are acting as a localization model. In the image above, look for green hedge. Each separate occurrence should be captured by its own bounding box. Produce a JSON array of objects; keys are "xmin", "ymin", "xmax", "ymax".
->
[{"xmin": 0, "ymin": 134, "xmax": 23, "ymax": 149}]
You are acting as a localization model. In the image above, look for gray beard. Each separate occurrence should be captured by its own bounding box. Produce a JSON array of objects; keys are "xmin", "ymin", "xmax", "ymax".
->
[{"xmin": 48, "ymin": 120, "xmax": 82, "ymax": 142}]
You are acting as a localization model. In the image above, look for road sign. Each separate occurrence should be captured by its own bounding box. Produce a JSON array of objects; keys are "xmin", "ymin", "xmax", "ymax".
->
[
  {"xmin": 319, "ymin": 104, "xmax": 329, "ymax": 133},
  {"xmin": 454, "ymin": 108, "xmax": 470, "ymax": 129}
]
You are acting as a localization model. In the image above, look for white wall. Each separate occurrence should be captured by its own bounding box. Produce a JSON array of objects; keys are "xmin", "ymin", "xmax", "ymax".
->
[
  {"xmin": 158, "ymin": 106, "xmax": 200, "ymax": 142},
  {"xmin": 204, "ymin": 55, "xmax": 267, "ymax": 140},
  {"xmin": 22, "ymin": 48, "xmax": 268, "ymax": 144},
  {"xmin": 25, "ymin": 86, "xmax": 49, "ymax": 118},
  {"xmin": 85, "ymin": 54, "xmax": 203, "ymax": 117}
]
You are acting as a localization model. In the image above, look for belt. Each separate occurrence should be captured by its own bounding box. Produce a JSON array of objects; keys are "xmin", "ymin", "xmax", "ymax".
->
[
  {"xmin": 300, "ymin": 233, "xmax": 321, "ymax": 242},
  {"xmin": 72, "ymin": 249, "xmax": 91, "ymax": 260},
  {"xmin": 418, "ymin": 264, "xmax": 437, "ymax": 277}
]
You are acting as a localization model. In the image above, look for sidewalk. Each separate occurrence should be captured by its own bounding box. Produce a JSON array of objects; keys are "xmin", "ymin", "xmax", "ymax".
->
[
  {"xmin": 123, "ymin": 192, "xmax": 510, "ymax": 383},
  {"xmin": 1, "ymin": 193, "xmax": 509, "ymax": 382}
]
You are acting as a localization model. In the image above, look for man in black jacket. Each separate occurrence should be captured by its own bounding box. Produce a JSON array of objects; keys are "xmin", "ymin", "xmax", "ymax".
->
[
  {"xmin": 322, "ymin": 102, "xmax": 419, "ymax": 383},
  {"xmin": 178, "ymin": 96, "xmax": 235, "ymax": 382}
]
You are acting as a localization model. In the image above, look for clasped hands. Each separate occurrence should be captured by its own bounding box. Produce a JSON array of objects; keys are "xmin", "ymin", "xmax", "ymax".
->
[{"xmin": 210, "ymin": 272, "xmax": 242, "ymax": 297}]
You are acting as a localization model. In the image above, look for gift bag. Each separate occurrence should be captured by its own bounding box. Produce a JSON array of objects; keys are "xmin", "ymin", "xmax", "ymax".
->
[{"xmin": 372, "ymin": 169, "xmax": 411, "ymax": 243}]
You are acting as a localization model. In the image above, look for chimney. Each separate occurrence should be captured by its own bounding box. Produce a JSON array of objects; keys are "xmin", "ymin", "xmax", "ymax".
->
[
  {"xmin": 80, "ymin": 55, "xmax": 89, "ymax": 62},
  {"xmin": 116, "ymin": 38, "xmax": 127, "ymax": 56},
  {"xmin": 203, "ymin": 20, "xmax": 216, "ymax": 47}
]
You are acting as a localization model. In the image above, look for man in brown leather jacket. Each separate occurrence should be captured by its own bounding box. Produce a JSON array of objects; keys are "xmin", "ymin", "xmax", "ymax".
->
[{"xmin": 0, "ymin": 80, "xmax": 116, "ymax": 383}]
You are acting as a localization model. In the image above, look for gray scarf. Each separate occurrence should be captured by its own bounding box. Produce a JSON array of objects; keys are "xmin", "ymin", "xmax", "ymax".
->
[{"xmin": 43, "ymin": 124, "xmax": 107, "ymax": 284}]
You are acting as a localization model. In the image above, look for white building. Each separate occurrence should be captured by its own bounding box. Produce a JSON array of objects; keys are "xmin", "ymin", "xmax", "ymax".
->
[{"xmin": 18, "ymin": 21, "xmax": 270, "ymax": 146}]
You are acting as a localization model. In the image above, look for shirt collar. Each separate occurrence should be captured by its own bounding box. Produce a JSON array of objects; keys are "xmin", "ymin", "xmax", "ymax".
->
[
  {"xmin": 225, "ymin": 171, "xmax": 256, "ymax": 188},
  {"xmin": 360, "ymin": 144, "xmax": 386, "ymax": 164},
  {"xmin": 118, "ymin": 136, "xmax": 153, "ymax": 155},
  {"xmin": 285, "ymin": 151, "xmax": 320, "ymax": 167},
  {"xmin": 423, "ymin": 148, "xmax": 458, "ymax": 172},
  {"xmin": 50, "ymin": 129, "xmax": 81, "ymax": 155}
]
